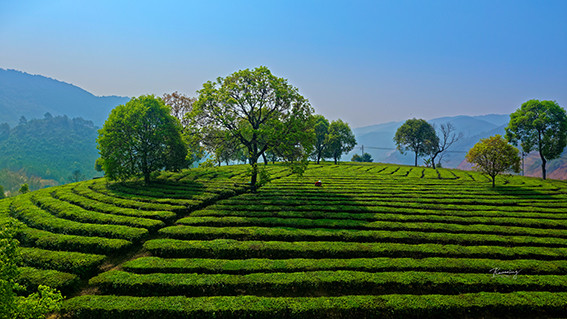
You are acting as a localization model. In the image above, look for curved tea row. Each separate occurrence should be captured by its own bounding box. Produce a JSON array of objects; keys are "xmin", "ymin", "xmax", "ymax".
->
[{"xmin": 1, "ymin": 163, "xmax": 566, "ymax": 317}]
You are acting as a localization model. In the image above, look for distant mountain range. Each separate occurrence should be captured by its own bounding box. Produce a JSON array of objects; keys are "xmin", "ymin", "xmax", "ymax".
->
[
  {"xmin": 347, "ymin": 114, "xmax": 567, "ymax": 179},
  {"xmin": 0, "ymin": 68, "xmax": 129, "ymax": 127},
  {"xmin": 0, "ymin": 68, "xmax": 565, "ymax": 182}
]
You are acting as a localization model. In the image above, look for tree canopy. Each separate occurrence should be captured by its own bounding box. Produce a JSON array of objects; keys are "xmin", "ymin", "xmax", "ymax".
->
[
  {"xmin": 466, "ymin": 135, "xmax": 521, "ymax": 187},
  {"xmin": 97, "ymin": 95, "xmax": 188, "ymax": 184},
  {"xmin": 505, "ymin": 99, "xmax": 567, "ymax": 179},
  {"xmin": 352, "ymin": 152, "xmax": 373, "ymax": 162},
  {"xmin": 323, "ymin": 119, "xmax": 357, "ymax": 164},
  {"xmin": 312, "ymin": 115, "xmax": 330, "ymax": 164},
  {"xmin": 394, "ymin": 118, "xmax": 438, "ymax": 167},
  {"xmin": 190, "ymin": 66, "xmax": 314, "ymax": 188}
]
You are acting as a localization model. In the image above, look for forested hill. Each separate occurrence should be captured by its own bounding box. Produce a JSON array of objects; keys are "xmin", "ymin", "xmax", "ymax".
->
[
  {"xmin": 0, "ymin": 115, "xmax": 100, "ymax": 195},
  {"xmin": 0, "ymin": 68, "xmax": 129, "ymax": 126}
]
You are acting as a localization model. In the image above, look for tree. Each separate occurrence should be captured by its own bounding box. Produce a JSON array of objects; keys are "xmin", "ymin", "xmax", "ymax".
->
[
  {"xmin": 505, "ymin": 99, "xmax": 567, "ymax": 180},
  {"xmin": 69, "ymin": 169, "xmax": 85, "ymax": 183},
  {"xmin": 0, "ymin": 185, "xmax": 4, "ymax": 199},
  {"xmin": 312, "ymin": 115, "xmax": 330, "ymax": 164},
  {"xmin": 190, "ymin": 66, "xmax": 314, "ymax": 189},
  {"xmin": 97, "ymin": 95, "xmax": 188, "ymax": 184},
  {"xmin": 466, "ymin": 135, "xmax": 521, "ymax": 188},
  {"xmin": 429, "ymin": 123, "xmax": 462, "ymax": 169},
  {"xmin": 323, "ymin": 119, "xmax": 356, "ymax": 165},
  {"xmin": 1, "ymin": 222, "xmax": 63, "ymax": 319},
  {"xmin": 18, "ymin": 183, "xmax": 29, "ymax": 194},
  {"xmin": 162, "ymin": 91, "xmax": 196, "ymax": 129},
  {"xmin": 394, "ymin": 118, "xmax": 438, "ymax": 167},
  {"xmin": 352, "ymin": 152, "xmax": 373, "ymax": 162}
]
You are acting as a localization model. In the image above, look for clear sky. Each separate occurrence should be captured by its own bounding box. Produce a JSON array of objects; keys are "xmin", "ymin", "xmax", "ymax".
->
[{"xmin": 1, "ymin": 0, "xmax": 566, "ymax": 128}]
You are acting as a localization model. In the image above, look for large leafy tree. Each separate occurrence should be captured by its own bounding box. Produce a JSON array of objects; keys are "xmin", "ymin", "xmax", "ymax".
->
[
  {"xmin": 323, "ymin": 119, "xmax": 357, "ymax": 164},
  {"xmin": 97, "ymin": 95, "xmax": 188, "ymax": 184},
  {"xmin": 190, "ymin": 66, "xmax": 314, "ymax": 188},
  {"xmin": 394, "ymin": 118, "xmax": 438, "ymax": 167},
  {"xmin": 312, "ymin": 115, "xmax": 330, "ymax": 164},
  {"xmin": 505, "ymin": 99, "xmax": 567, "ymax": 180},
  {"xmin": 466, "ymin": 135, "xmax": 521, "ymax": 188}
]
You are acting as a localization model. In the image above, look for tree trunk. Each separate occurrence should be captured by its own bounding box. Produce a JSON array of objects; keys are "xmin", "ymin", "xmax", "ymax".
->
[
  {"xmin": 541, "ymin": 158, "xmax": 547, "ymax": 180},
  {"xmin": 414, "ymin": 152, "xmax": 418, "ymax": 167},
  {"xmin": 250, "ymin": 162, "xmax": 258, "ymax": 190},
  {"xmin": 538, "ymin": 133, "xmax": 547, "ymax": 180},
  {"xmin": 249, "ymin": 154, "xmax": 259, "ymax": 191},
  {"xmin": 144, "ymin": 171, "xmax": 151, "ymax": 185},
  {"xmin": 334, "ymin": 156, "xmax": 338, "ymax": 165},
  {"xmin": 492, "ymin": 175, "xmax": 496, "ymax": 188},
  {"xmin": 431, "ymin": 151, "xmax": 439, "ymax": 169},
  {"xmin": 262, "ymin": 153, "xmax": 268, "ymax": 165}
]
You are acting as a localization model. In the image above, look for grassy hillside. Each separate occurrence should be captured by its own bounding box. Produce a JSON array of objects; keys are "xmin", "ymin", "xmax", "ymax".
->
[{"xmin": 1, "ymin": 163, "xmax": 566, "ymax": 318}]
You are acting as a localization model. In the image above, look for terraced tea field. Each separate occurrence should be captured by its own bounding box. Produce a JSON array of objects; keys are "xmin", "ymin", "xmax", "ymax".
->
[{"xmin": 1, "ymin": 163, "xmax": 566, "ymax": 318}]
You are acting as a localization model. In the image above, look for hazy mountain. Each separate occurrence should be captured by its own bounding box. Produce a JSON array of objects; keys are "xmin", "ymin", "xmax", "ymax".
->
[
  {"xmin": 347, "ymin": 114, "xmax": 510, "ymax": 165},
  {"xmin": 0, "ymin": 68, "xmax": 129, "ymax": 127}
]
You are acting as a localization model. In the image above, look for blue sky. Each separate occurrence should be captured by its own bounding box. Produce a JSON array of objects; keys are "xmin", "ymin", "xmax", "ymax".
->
[{"xmin": 1, "ymin": 0, "xmax": 566, "ymax": 127}]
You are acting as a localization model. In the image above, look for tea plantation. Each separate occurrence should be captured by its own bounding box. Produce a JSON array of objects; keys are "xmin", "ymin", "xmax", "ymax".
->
[{"xmin": 1, "ymin": 163, "xmax": 566, "ymax": 318}]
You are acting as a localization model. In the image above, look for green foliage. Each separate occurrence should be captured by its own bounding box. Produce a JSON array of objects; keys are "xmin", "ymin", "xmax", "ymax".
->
[
  {"xmin": 323, "ymin": 119, "xmax": 356, "ymax": 164},
  {"xmin": 123, "ymin": 256, "xmax": 567, "ymax": 275},
  {"xmin": 0, "ymin": 116, "xmax": 100, "ymax": 194},
  {"xmin": 190, "ymin": 66, "xmax": 314, "ymax": 188},
  {"xmin": 62, "ymin": 292, "xmax": 567, "ymax": 319},
  {"xmin": 312, "ymin": 115, "xmax": 330, "ymax": 164},
  {"xmin": 394, "ymin": 118, "xmax": 438, "ymax": 167},
  {"xmin": 69, "ymin": 169, "xmax": 85, "ymax": 183},
  {"xmin": 466, "ymin": 135, "xmax": 521, "ymax": 187},
  {"xmin": 1, "ymin": 222, "xmax": 62, "ymax": 319},
  {"xmin": 16, "ymin": 267, "xmax": 79, "ymax": 295},
  {"xmin": 351, "ymin": 153, "xmax": 373, "ymax": 162},
  {"xmin": 144, "ymin": 238, "xmax": 566, "ymax": 260},
  {"xmin": 31, "ymin": 190, "xmax": 164, "ymax": 231},
  {"xmin": 0, "ymin": 221, "xmax": 19, "ymax": 318},
  {"xmin": 0, "ymin": 185, "xmax": 4, "ymax": 199},
  {"xmin": 19, "ymin": 183, "xmax": 29, "ymax": 194},
  {"xmin": 97, "ymin": 95, "xmax": 188, "ymax": 184},
  {"xmin": 91, "ymin": 269, "xmax": 567, "ymax": 297},
  {"xmin": 9, "ymin": 194, "xmax": 148, "ymax": 242},
  {"xmin": 505, "ymin": 99, "xmax": 567, "ymax": 179},
  {"xmin": 3, "ymin": 164, "xmax": 567, "ymax": 317},
  {"xmin": 18, "ymin": 247, "xmax": 105, "ymax": 278},
  {"xmin": 158, "ymin": 225, "xmax": 566, "ymax": 247},
  {"xmin": 14, "ymin": 285, "xmax": 63, "ymax": 319},
  {"xmin": 198, "ymin": 158, "xmax": 216, "ymax": 168}
]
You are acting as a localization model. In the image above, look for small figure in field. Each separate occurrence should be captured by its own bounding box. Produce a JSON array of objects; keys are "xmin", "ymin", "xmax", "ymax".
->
[{"xmin": 315, "ymin": 180, "xmax": 322, "ymax": 187}]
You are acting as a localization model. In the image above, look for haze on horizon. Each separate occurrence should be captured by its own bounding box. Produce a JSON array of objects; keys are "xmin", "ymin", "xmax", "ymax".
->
[{"xmin": 1, "ymin": 0, "xmax": 566, "ymax": 128}]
